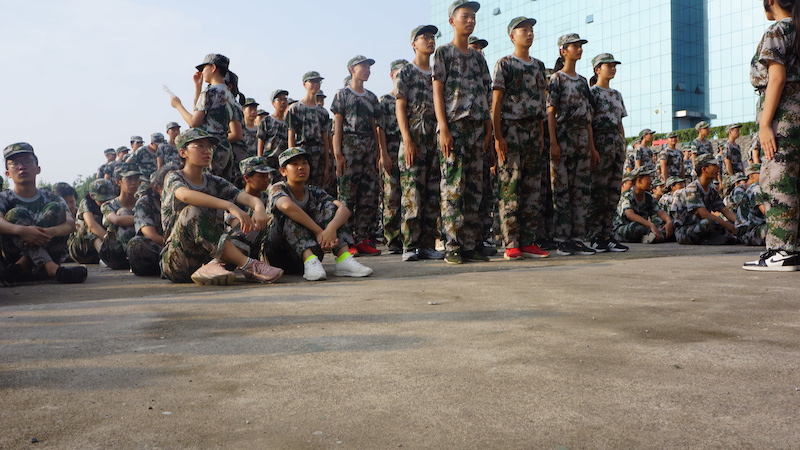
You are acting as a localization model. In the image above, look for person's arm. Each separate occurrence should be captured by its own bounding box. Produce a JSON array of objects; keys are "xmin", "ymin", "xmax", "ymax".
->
[
  {"xmin": 175, "ymin": 186, "xmax": 254, "ymax": 233},
  {"xmin": 396, "ymin": 96, "xmax": 418, "ymax": 166},
  {"xmin": 491, "ymin": 89, "xmax": 506, "ymax": 163},
  {"xmin": 660, "ymin": 159, "xmax": 668, "ymax": 183},
  {"xmin": 140, "ymin": 226, "xmax": 164, "ymax": 246},
  {"xmin": 624, "ymin": 208, "xmax": 661, "ymax": 239},
  {"xmin": 760, "ymin": 62, "xmax": 786, "ymax": 160},
  {"xmin": 228, "ymin": 119, "xmax": 242, "ymax": 144},
  {"xmin": 83, "ymin": 211, "xmax": 107, "ymax": 238},
  {"xmin": 234, "ymin": 190, "xmax": 268, "ymax": 231},
  {"xmin": 170, "ymin": 97, "xmax": 205, "ymax": 127},
  {"xmin": 657, "ymin": 210, "xmax": 674, "ymax": 238},
  {"xmin": 106, "ymin": 211, "xmax": 134, "ymax": 227},
  {"xmin": 257, "ymin": 138, "xmax": 266, "ymax": 157},
  {"xmin": 333, "ymin": 114, "xmax": 345, "ymax": 176},
  {"xmin": 322, "ymin": 130, "xmax": 331, "ymax": 184},
  {"xmin": 695, "ymin": 206, "xmax": 736, "ymax": 234},
  {"xmin": 377, "ymin": 123, "xmax": 391, "ymax": 174},
  {"xmin": 725, "ymin": 158, "xmax": 734, "ymax": 177},
  {"xmin": 720, "ymin": 206, "xmax": 738, "ymax": 226},
  {"xmin": 275, "ymin": 196, "xmax": 350, "ymax": 250},
  {"xmin": 547, "ymin": 106, "xmax": 560, "ymax": 165},
  {"xmin": 0, "ymin": 216, "xmax": 52, "ymax": 246},
  {"xmin": 588, "ymin": 124, "xmax": 599, "ymax": 170},
  {"xmin": 287, "ymin": 129, "xmax": 296, "ymax": 148},
  {"xmin": 157, "ymin": 156, "xmax": 164, "ymax": 170},
  {"xmin": 432, "ymin": 79, "xmax": 453, "ymax": 158}
]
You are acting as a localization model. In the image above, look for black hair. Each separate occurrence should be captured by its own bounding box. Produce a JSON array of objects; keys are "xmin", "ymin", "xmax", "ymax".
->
[
  {"xmin": 83, "ymin": 192, "xmax": 102, "ymax": 215},
  {"xmin": 553, "ymin": 56, "xmax": 565, "ymax": 72},
  {"xmin": 233, "ymin": 174, "xmax": 246, "ymax": 189},
  {"xmin": 53, "ymin": 182, "xmax": 77, "ymax": 199}
]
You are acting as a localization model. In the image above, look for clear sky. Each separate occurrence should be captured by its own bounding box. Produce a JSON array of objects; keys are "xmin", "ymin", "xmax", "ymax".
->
[{"xmin": 0, "ymin": 0, "xmax": 431, "ymax": 186}]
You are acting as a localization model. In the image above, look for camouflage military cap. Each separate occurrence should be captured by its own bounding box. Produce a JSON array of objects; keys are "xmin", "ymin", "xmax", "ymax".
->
[
  {"xmin": 726, "ymin": 123, "xmax": 742, "ymax": 132},
  {"xmin": 130, "ymin": 136, "xmax": 144, "ymax": 143},
  {"xmin": 507, "ymin": 17, "xmax": 536, "ymax": 35},
  {"xmin": 695, "ymin": 121, "xmax": 710, "ymax": 131},
  {"xmin": 257, "ymin": 109, "xmax": 267, "ymax": 116},
  {"xmin": 621, "ymin": 172, "xmax": 634, "ymax": 182},
  {"xmin": 175, "ymin": 128, "xmax": 220, "ymax": 150},
  {"xmin": 745, "ymin": 163, "xmax": 762, "ymax": 176},
  {"xmin": 302, "ymin": 71, "xmax": 324, "ymax": 82},
  {"xmin": 279, "ymin": 147, "xmax": 311, "ymax": 167},
  {"xmin": 730, "ymin": 172, "xmax": 747, "ymax": 184},
  {"xmin": 89, "ymin": 179, "xmax": 116, "ymax": 202},
  {"xmin": 665, "ymin": 176, "xmax": 685, "ymax": 189},
  {"xmin": 239, "ymin": 156, "xmax": 275, "ymax": 176},
  {"xmin": 410, "ymin": 25, "xmax": 439, "ymax": 44},
  {"xmin": 166, "ymin": 121, "xmax": 181, "ymax": 131},
  {"xmin": 448, "ymin": 0, "xmax": 480, "ymax": 17},
  {"xmin": 347, "ymin": 55, "xmax": 375, "ymax": 69},
  {"xmin": 591, "ymin": 53, "xmax": 621, "ymax": 68},
  {"xmin": 666, "ymin": 131, "xmax": 678, "ymax": 138},
  {"xmin": 468, "ymin": 36, "xmax": 488, "ymax": 48},
  {"xmin": 652, "ymin": 178, "xmax": 665, "ymax": 187},
  {"xmin": 116, "ymin": 146, "xmax": 130, "ymax": 154},
  {"xmin": 287, "ymin": 98, "xmax": 298, "ymax": 105},
  {"xmin": 195, "ymin": 53, "xmax": 230, "ymax": 72},
  {"xmin": 244, "ymin": 98, "xmax": 259, "ymax": 107},
  {"xmin": 113, "ymin": 162, "xmax": 143, "ymax": 180},
  {"xmin": 103, "ymin": 148, "xmax": 116, "ymax": 155},
  {"xmin": 3, "ymin": 142, "xmax": 35, "ymax": 160},
  {"xmin": 151, "ymin": 133, "xmax": 165, "ymax": 144},
  {"xmin": 558, "ymin": 33, "xmax": 588, "ymax": 47},
  {"xmin": 390, "ymin": 59, "xmax": 409, "ymax": 72},
  {"xmin": 630, "ymin": 166, "xmax": 656, "ymax": 180},
  {"xmin": 271, "ymin": 89, "xmax": 289, "ymax": 101},
  {"xmin": 638, "ymin": 128, "xmax": 655, "ymax": 138},
  {"xmin": 315, "ymin": 90, "xmax": 327, "ymax": 98},
  {"xmin": 694, "ymin": 153, "xmax": 718, "ymax": 171}
]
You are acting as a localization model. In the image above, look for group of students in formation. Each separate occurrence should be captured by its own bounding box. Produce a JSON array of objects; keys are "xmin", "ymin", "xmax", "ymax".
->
[{"xmin": 1, "ymin": 0, "xmax": 799, "ymax": 288}]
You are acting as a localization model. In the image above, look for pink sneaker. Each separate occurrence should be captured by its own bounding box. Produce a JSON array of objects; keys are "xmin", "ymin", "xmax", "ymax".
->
[
  {"xmin": 521, "ymin": 244, "xmax": 550, "ymax": 258},
  {"xmin": 191, "ymin": 260, "xmax": 236, "ymax": 286},
  {"xmin": 242, "ymin": 259, "xmax": 284, "ymax": 283}
]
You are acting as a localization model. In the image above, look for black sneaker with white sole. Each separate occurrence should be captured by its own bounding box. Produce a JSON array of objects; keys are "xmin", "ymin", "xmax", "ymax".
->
[
  {"xmin": 606, "ymin": 238, "xmax": 629, "ymax": 252},
  {"xmin": 556, "ymin": 241, "xmax": 577, "ymax": 256},
  {"xmin": 571, "ymin": 240, "xmax": 596, "ymax": 255},
  {"xmin": 742, "ymin": 249, "xmax": 799, "ymax": 272},
  {"xmin": 590, "ymin": 238, "xmax": 609, "ymax": 253}
]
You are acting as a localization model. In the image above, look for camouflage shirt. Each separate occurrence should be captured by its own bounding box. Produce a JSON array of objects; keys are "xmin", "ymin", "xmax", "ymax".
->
[
  {"xmin": 76, "ymin": 197, "xmax": 102, "ymax": 231},
  {"xmin": 751, "ymin": 18, "xmax": 800, "ymax": 91},
  {"xmin": 589, "ymin": 85, "xmax": 626, "ymax": 132},
  {"xmin": 690, "ymin": 138, "xmax": 713, "ymax": 156},
  {"xmin": 331, "ymin": 87, "xmax": 382, "ymax": 136},
  {"xmin": 613, "ymin": 188, "xmax": 658, "ymax": 230},
  {"xmin": 623, "ymin": 148, "xmax": 635, "ymax": 171},
  {"xmin": 492, "ymin": 54, "xmax": 547, "ymax": 121},
  {"xmin": 432, "ymin": 43, "xmax": 492, "ymax": 123},
  {"xmin": 724, "ymin": 183, "xmax": 748, "ymax": 212},
  {"xmin": 285, "ymin": 102, "xmax": 330, "ymax": 144},
  {"xmin": 101, "ymin": 197, "xmax": 135, "ymax": 244},
  {"xmin": 134, "ymin": 192, "xmax": 162, "ymax": 236},
  {"xmin": 658, "ymin": 192, "xmax": 674, "ymax": 214},
  {"xmin": 395, "ymin": 63, "xmax": 435, "ymax": 120},
  {"xmin": 161, "ymin": 171, "xmax": 240, "ymax": 239},
  {"xmin": 127, "ymin": 147, "xmax": 158, "ymax": 179},
  {"xmin": 195, "ymin": 83, "xmax": 235, "ymax": 148},
  {"xmin": 670, "ymin": 180, "xmax": 725, "ymax": 228},
  {"xmin": 232, "ymin": 125, "xmax": 258, "ymax": 159},
  {"xmin": 257, "ymin": 115, "xmax": 289, "ymax": 158},
  {"xmin": 157, "ymin": 143, "xmax": 181, "ymax": 167},
  {"xmin": 659, "ymin": 146, "xmax": 684, "ymax": 178},
  {"xmin": 722, "ymin": 141, "xmax": 744, "ymax": 175},
  {"xmin": 103, "ymin": 161, "xmax": 119, "ymax": 179},
  {"xmin": 0, "ymin": 189, "xmax": 70, "ymax": 221},
  {"xmin": 737, "ymin": 182, "xmax": 766, "ymax": 229},
  {"xmin": 548, "ymin": 71, "xmax": 593, "ymax": 125},
  {"xmin": 635, "ymin": 145, "xmax": 656, "ymax": 170},
  {"xmin": 268, "ymin": 182, "xmax": 335, "ymax": 216},
  {"xmin": 378, "ymin": 94, "xmax": 400, "ymax": 137}
]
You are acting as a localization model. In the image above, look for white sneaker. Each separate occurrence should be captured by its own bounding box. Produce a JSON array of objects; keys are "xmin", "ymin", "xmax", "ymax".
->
[
  {"xmin": 303, "ymin": 257, "xmax": 327, "ymax": 281},
  {"xmin": 335, "ymin": 254, "xmax": 373, "ymax": 277},
  {"xmin": 742, "ymin": 249, "xmax": 799, "ymax": 272},
  {"xmin": 641, "ymin": 232, "xmax": 657, "ymax": 244}
]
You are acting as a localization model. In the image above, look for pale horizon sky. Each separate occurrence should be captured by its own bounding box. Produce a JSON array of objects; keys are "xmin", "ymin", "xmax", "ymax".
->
[{"xmin": 0, "ymin": 0, "xmax": 433, "ymax": 186}]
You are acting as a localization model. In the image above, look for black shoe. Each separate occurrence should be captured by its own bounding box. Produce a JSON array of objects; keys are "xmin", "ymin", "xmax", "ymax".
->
[
  {"xmin": 387, "ymin": 238, "xmax": 402, "ymax": 255},
  {"xmin": 1, "ymin": 263, "xmax": 23, "ymax": 287},
  {"xmin": 590, "ymin": 238, "xmax": 609, "ymax": 253},
  {"xmin": 556, "ymin": 241, "xmax": 577, "ymax": 256},
  {"xmin": 742, "ymin": 249, "xmax": 799, "ymax": 272},
  {"xmin": 606, "ymin": 238, "xmax": 629, "ymax": 252},
  {"xmin": 572, "ymin": 240, "xmax": 597, "ymax": 255},
  {"xmin": 476, "ymin": 243, "xmax": 497, "ymax": 256},
  {"xmin": 537, "ymin": 238, "xmax": 558, "ymax": 251},
  {"xmin": 463, "ymin": 249, "xmax": 490, "ymax": 262},
  {"xmin": 55, "ymin": 266, "xmax": 88, "ymax": 284},
  {"xmin": 444, "ymin": 250, "xmax": 463, "ymax": 265}
]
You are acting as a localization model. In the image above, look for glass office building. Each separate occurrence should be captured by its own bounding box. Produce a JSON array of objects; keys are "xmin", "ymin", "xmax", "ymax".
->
[{"xmin": 430, "ymin": 0, "xmax": 770, "ymax": 136}]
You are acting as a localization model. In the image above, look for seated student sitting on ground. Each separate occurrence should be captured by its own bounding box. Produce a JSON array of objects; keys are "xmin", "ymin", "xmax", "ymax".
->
[
  {"xmin": 670, "ymin": 153, "xmax": 738, "ymax": 245},
  {"xmin": 613, "ymin": 167, "xmax": 673, "ymax": 244},
  {"xmin": 68, "ymin": 179, "xmax": 114, "ymax": 264},
  {"xmin": 160, "ymin": 128, "xmax": 283, "ymax": 285},
  {"xmin": 127, "ymin": 164, "xmax": 175, "ymax": 276},
  {"xmin": 736, "ymin": 163, "xmax": 767, "ymax": 246},
  {"xmin": 227, "ymin": 156, "xmax": 274, "ymax": 260},
  {"xmin": 99, "ymin": 163, "xmax": 141, "ymax": 270},
  {"xmin": 723, "ymin": 172, "xmax": 748, "ymax": 212},
  {"xmin": 0, "ymin": 143, "xmax": 87, "ymax": 286},
  {"xmin": 264, "ymin": 147, "xmax": 373, "ymax": 281}
]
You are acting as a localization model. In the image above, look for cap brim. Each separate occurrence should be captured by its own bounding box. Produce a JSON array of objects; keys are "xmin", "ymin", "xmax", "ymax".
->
[
  {"xmin": 415, "ymin": 25, "xmax": 439, "ymax": 40},
  {"xmin": 451, "ymin": 1, "xmax": 481, "ymax": 16},
  {"xmin": 195, "ymin": 63, "xmax": 208, "ymax": 72},
  {"xmin": 272, "ymin": 90, "xmax": 289, "ymax": 100},
  {"xmin": 512, "ymin": 18, "xmax": 537, "ymax": 32}
]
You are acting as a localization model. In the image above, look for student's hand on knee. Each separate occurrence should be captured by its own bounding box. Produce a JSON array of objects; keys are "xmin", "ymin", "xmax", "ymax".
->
[
  {"xmin": 252, "ymin": 210, "xmax": 269, "ymax": 231},
  {"xmin": 18, "ymin": 225, "xmax": 50, "ymax": 246}
]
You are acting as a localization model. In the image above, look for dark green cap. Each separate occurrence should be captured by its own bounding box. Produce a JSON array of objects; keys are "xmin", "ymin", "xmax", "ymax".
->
[
  {"xmin": 730, "ymin": 172, "xmax": 747, "ymax": 184},
  {"xmin": 621, "ymin": 171, "xmax": 634, "ymax": 182},
  {"xmin": 652, "ymin": 178, "xmax": 665, "ymax": 187},
  {"xmin": 175, "ymin": 128, "xmax": 220, "ymax": 150},
  {"xmin": 166, "ymin": 121, "xmax": 180, "ymax": 131},
  {"xmin": 726, "ymin": 123, "xmax": 742, "ymax": 132},
  {"xmin": 316, "ymin": 90, "xmax": 327, "ymax": 98},
  {"xmin": 240, "ymin": 156, "xmax": 275, "ymax": 176},
  {"xmin": 347, "ymin": 55, "xmax": 375, "ymax": 68},
  {"xmin": 638, "ymin": 128, "xmax": 655, "ymax": 138},
  {"xmin": 448, "ymin": 0, "xmax": 480, "ymax": 17},
  {"xmin": 343, "ymin": 75, "xmax": 352, "ymax": 87},
  {"xmin": 558, "ymin": 33, "xmax": 587, "ymax": 47},
  {"xmin": 113, "ymin": 162, "xmax": 143, "ymax": 180},
  {"xmin": 279, "ymin": 147, "xmax": 310, "ymax": 167},
  {"xmin": 694, "ymin": 153, "xmax": 718, "ymax": 171},
  {"xmin": 410, "ymin": 25, "xmax": 439, "ymax": 44},
  {"xmin": 271, "ymin": 89, "xmax": 289, "ymax": 101},
  {"xmin": 468, "ymin": 36, "xmax": 488, "ymax": 48},
  {"xmin": 244, "ymin": 98, "xmax": 259, "ymax": 107},
  {"xmin": 390, "ymin": 59, "xmax": 408, "ymax": 72},
  {"xmin": 507, "ymin": 17, "xmax": 536, "ymax": 35},
  {"xmin": 630, "ymin": 166, "xmax": 656, "ymax": 180},
  {"xmin": 90, "ymin": 179, "xmax": 116, "ymax": 202},
  {"xmin": 666, "ymin": 131, "xmax": 678, "ymax": 138},
  {"xmin": 665, "ymin": 176, "xmax": 685, "ymax": 189},
  {"xmin": 151, "ymin": 133, "xmax": 165, "ymax": 144},
  {"xmin": 195, "ymin": 53, "xmax": 229, "ymax": 72},
  {"xmin": 116, "ymin": 146, "xmax": 130, "ymax": 154},
  {"xmin": 3, "ymin": 142, "xmax": 35, "ymax": 160},
  {"xmin": 257, "ymin": 109, "xmax": 268, "ymax": 116},
  {"xmin": 303, "ymin": 71, "xmax": 324, "ymax": 82},
  {"xmin": 130, "ymin": 135, "xmax": 144, "ymax": 143}
]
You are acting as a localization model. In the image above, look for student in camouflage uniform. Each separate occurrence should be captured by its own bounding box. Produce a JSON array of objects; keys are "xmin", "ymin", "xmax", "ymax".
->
[
  {"xmin": 160, "ymin": 128, "xmax": 283, "ymax": 285},
  {"xmin": 127, "ymin": 133, "xmax": 162, "ymax": 180},
  {"xmin": 332, "ymin": 56, "xmax": 387, "ymax": 256},
  {"xmin": 0, "ymin": 143, "xmax": 86, "ymax": 285},
  {"xmin": 659, "ymin": 131, "xmax": 685, "ymax": 182},
  {"xmin": 432, "ymin": 0, "xmax": 493, "ymax": 264},
  {"xmin": 288, "ymin": 72, "xmax": 332, "ymax": 189},
  {"xmin": 227, "ymin": 157, "xmax": 273, "ymax": 260},
  {"xmin": 623, "ymin": 139, "xmax": 637, "ymax": 172},
  {"xmin": 169, "ymin": 54, "xmax": 237, "ymax": 181},
  {"xmin": 97, "ymin": 148, "xmax": 116, "ymax": 180},
  {"xmin": 229, "ymin": 98, "xmax": 259, "ymax": 177},
  {"xmin": 682, "ymin": 147, "xmax": 695, "ymax": 181},
  {"xmin": 744, "ymin": 1, "xmax": 800, "ymax": 270},
  {"xmin": 395, "ymin": 25, "xmax": 445, "ymax": 262},
  {"xmin": 657, "ymin": 177, "xmax": 686, "ymax": 236},
  {"xmin": 265, "ymin": 148, "xmax": 373, "ymax": 281},
  {"xmin": 690, "ymin": 121, "xmax": 714, "ymax": 168},
  {"xmin": 378, "ymin": 59, "xmax": 408, "ymax": 254},
  {"xmin": 723, "ymin": 172, "xmax": 748, "ymax": 211},
  {"xmin": 258, "ymin": 89, "xmax": 289, "ymax": 172},
  {"xmin": 722, "ymin": 124, "xmax": 745, "ymax": 176},
  {"xmin": 586, "ymin": 52, "xmax": 629, "ymax": 252},
  {"xmin": 547, "ymin": 33, "xmax": 598, "ymax": 256},
  {"xmin": 130, "ymin": 136, "xmax": 144, "ymax": 153},
  {"xmin": 127, "ymin": 165, "xmax": 174, "ymax": 276},
  {"xmin": 671, "ymin": 154, "xmax": 738, "ymax": 245},
  {"xmin": 69, "ymin": 179, "xmax": 114, "ymax": 264},
  {"xmin": 613, "ymin": 167, "xmax": 673, "ymax": 243},
  {"xmin": 634, "ymin": 128, "xmax": 656, "ymax": 170},
  {"xmin": 736, "ymin": 163, "xmax": 767, "ymax": 246},
  {"xmin": 491, "ymin": 17, "xmax": 550, "ymax": 260},
  {"xmin": 104, "ymin": 146, "xmax": 129, "ymax": 180},
  {"xmin": 157, "ymin": 122, "xmax": 182, "ymax": 169},
  {"xmin": 98, "ymin": 163, "xmax": 140, "ymax": 270}
]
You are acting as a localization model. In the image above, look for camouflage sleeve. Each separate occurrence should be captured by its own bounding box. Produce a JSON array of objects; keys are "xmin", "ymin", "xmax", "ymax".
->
[
  {"xmin": 309, "ymin": 185, "xmax": 335, "ymax": 205},
  {"xmin": 100, "ymin": 199, "xmax": 115, "ymax": 217},
  {"xmin": 619, "ymin": 92, "xmax": 628, "ymax": 118},
  {"xmin": 492, "ymin": 57, "xmax": 506, "ymax": 91},
  {"xmin": 658, "ymin": 147, "xmax": 668, "ymax": 161},
  {"xmin": 231, "ymin": 102, "xmax": 243, "ymax": 123},
  {"xmin": 330, "ymin": 90, "xmax": 344, "ymax": 116},
  {"xmin": 208, "ymin": 174, "xmax": 240, "ymax": 203},
  {"xmin": 644, "ymin": 194, "xmax": 659, "ymax": 217},
  {"xmin": 753, "ymin": 183, "xmax": 766, "ymax": 205},
  {"xmin": 257, "ymin": 116, "xmax": 269, "ymax": 141},
  {"xmin": 195, "ymin": 88, "xmax": 211, "ymax": 112},
  {"xmin": 690, "ymin": 139, "xmax": 699, "ymax": 154},
  {"xmin": 134, "ymin": 195, "xmax": 157, "ymax": 234},
  {"xmin": 431, "ymin": 46, "xmax": 447, "ymax": 82},
  {"xmin": 547, "ymin": 73, "xmax": 561, "ymax": 112},
  {"xmin": 268, "ymin": 182, "xmax": 291, "ymax": 212},
  {"xmin": 372, "ymin": 93, "xmax": 383, "ymax": 121},
  {"xmin": 395, "ymin": 68, "xmax": 408, "ymax": 100},
  {"xmin": 618, "ymin": 191, "xmax": 633, "ymax": 213},
  {"xmin": 759, "ymin": 21, "xmax": 793, "ymax": 67},
  {"xmin": 0, "ymin": 191, "xmax": 12, "ymax": 215},
  {"xmin": 683, "ymin": 185, "xmax": 705, "ymax": 213},
  {"xmin": 709, "ymin": 189, "xmax": 726, "ymax": 212}
]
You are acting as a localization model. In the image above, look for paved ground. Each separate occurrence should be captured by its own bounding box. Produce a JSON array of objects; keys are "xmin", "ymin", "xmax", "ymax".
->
[{"xmin": 2, "ymin": 244, "xmax": 799, "ymax": 449}]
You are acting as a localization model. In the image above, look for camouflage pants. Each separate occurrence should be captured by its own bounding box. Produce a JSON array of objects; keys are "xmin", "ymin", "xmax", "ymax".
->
[
  {"xmin": 229, "ymin": 225, "xmax": 267, "ymax": 261},
  {"xmin": 440, "ymin": 119, "xmax": 484, "ymax": 252},
  {"xmin": 305, "ymin": 143, "xmax": 327, "ymax": 189},
  {"xmin": 98, "ymin": 209, "xmax": 135, "ymax": 270},
  {"xmin": 480, "ymin": 142, "xmax": 496, "ymax": 243},
  {"xmin": 613, "ymin": 223, "xmax": 649, "ymax": 243},
  {"xmin": 382, "ymin": 134, "xmax": 402, "ymax": 245},
  {"xmin": 211, "ymin": 140, "xmax": 234, "ymax": 182},
  {"xmin": 587, "ymin": 129, "xmax": 625, "ymax": 240},
  {"xmin": 1, "ymin": 202, "xmax": 68, "ymax": 276},
  {"xmin": 738, "ymin": 223, "xmax": 767, "ymax": 246},
  {"xmin": 68, "ymin": 224, "xmax": 101, "ymax": 264},
  {"xmin": 161, "ymin": 206, "xmax": 230, "ymax": 283},
  {"xmin": 399, "ymin": 118, "xmax": 441, "ymax": 250},
  {"xmin": 540, "ymin": 127, "xmax": 555, "ymax": 239},
  {"xmin": 551, "ymin": 122, "xmax": 591, "ymax": 240},
  {"xmin": 337, "ymin": 133, "xmax": 380, "ymax": 242},
  {"xmin": 497, "ymin": 118, "xmax": 545, "ymax": 248},
  {"xmin": 126, "ymin": 235, "xmax": 162, "ymax": 276},
  {"xmin": 675, "ymin": 219, "xmax": 727, "ymax": 245},
  {"xmin": 264, "ymin": 201, "xmax": 354, "ymax": 275}
]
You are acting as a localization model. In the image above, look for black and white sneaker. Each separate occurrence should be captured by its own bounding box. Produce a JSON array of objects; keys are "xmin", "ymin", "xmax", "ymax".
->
[
  {"xmin": 590, "ymin": 238, "xmax": 609, "ymax": 253},
  {"xmin": 742, "ymin": 249, "xmax": 799, "ymax": 272},
  {"xmin": 572, "ymin": 240, "xmax": 596, "ymax": 255},
  {"xmin": 606, "ymin": 238, "xmax": 629, "ymax": 252},
  {"xmin": 556, "ymin": 241, "xmax": 577, "ymax": 256}
]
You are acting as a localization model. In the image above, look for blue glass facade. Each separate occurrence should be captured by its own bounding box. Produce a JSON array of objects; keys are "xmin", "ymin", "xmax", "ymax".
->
[{"xmin": 429, "ymin": 0, "xmax": 770, "ymax": 136}]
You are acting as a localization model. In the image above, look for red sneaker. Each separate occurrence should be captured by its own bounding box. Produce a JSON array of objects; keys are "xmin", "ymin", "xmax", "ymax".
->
[
  {"xmin": 521, "ymin": 244, "xmax": 550, "ymax": 258},
  {"xmin": 504, "ymin": 248, "xmax": 524, "ymax": 260},
  {"xmin": 355, "ymin": 240, "xmax": 382, "ymax": 256},
  {"xmin": 349, "ymin": 245, "xmax": 359, "ymax": 256}
]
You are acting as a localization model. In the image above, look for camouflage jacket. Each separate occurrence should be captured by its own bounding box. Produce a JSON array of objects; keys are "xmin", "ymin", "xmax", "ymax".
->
[
  {"xmin": 492, "ymin": 54, "xmax": 547, "ymax": 121},
  {"xmin": 331, "ymin": 87, "xmax": 381, "ymax": 136},
  {"xmin": 548, "ymin": 71, "xmax": 593, "ymax": 125},
  {"xmin": 432, "ymin": 43, "xmax": 492, "ymax": 123},
  {"xmin": 257, "ymin": 116, "xmax": 289, "ymax": 158},
  {"xmin": 589, "ymin": 85, "xmax": 626, "ymax": 132},
  {"xmin": 285, "ymin": 102, "xmax": 330, "ymax": 144}
]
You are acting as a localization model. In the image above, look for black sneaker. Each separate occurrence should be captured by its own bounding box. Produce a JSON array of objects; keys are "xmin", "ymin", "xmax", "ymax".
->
[
  {"xmin": 476, "ymin": 243, "xmax": 497, "ymax": 257},
  {"xmin": 742, "ymin": 249, "xmax": 799, "ymax": 272},
  {"xmin": 537, "ymin": 238, "xmax": 558, "ymax": 251},
  {"xmin": 387, "ymin": 239, "xmax": 402, "ymax": 255},
  {"xmin": 463, "ymin": 249, "xmax": 490, "ymax": 262},
  {"xmin": 590, "ymin": 238, "xmax": 609, "ymax": 253},
  {"xmin": 572, "ymin": 240, "xmax": 597, "ymax": 255},
  {"xmin": 444, "ymin": 250, "xmax": 463, "ymax": 265},
  {"xmin": 556, "ymin": 241, "xmax": 577, "ymax": 256},
  {"xmin": 55, "ymin": 266, "xmax": 88, "ymax": 284},
  {"xmin": 606, "ymin": 238, "xmax": 629, "ymax": 252},
  {"xmin": 1, "ymin": 263, "xmax": 23, "ymax": 287}
]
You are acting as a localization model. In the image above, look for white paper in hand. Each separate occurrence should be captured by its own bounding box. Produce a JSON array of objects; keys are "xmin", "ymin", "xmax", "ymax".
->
[{"xmin": 163, "ymin": 84, "xmax": 176, "ymax": 97}]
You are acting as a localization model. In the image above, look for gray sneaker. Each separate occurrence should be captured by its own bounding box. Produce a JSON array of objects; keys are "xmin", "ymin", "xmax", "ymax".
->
[
  {"xmin": 418, "ymin": 248, "xmax": 445, "ymax": 260},
  {"xmin": 402, "ymin": 249, "xmax": 419, "ymax": 261}
]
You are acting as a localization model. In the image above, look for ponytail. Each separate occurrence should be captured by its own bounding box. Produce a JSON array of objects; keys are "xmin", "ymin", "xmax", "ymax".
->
[
  {"xmin": 554, "ymin": 56, "xmax": 565, "ymax": 72},
  {"xmin": 589, "ymin": 74, "xmax": 598, "ymax": 86}
]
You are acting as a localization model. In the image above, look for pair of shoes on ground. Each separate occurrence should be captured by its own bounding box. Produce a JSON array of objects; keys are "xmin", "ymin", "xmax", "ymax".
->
[
  {"xmin": 590, "ymin": 237, "xmax": 630, "ymax": 252},
  {"xmin": 742, "ymin": 249, "xmax": 800, "ymax": 272},
  {"xmin": 444, "ymin": 249, "xmax": 490, "ymax": 264},
  {"xmin": 402, "ymin": 248, "xmax": 446, "ymax": 261},
  {"xmin": 1, "ymin": 263, "xmax": 87, "ymax": 287},
  {"xmin": 503, "ymin": 244, "xmax": 550, "ymax": 260},
  {"xmin": 303, "ymin": 254, "xmax": 373, "ymax": 280},
  {"xmin": 191, "ymin": 259, "xmax": 284, "ymax": 286}
]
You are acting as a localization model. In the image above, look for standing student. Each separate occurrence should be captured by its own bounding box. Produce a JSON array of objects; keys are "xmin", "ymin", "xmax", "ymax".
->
[
  {"xmin": 258, "ymin": 89, "xmax": 290, "ymax": 172},
  {"xmin": 744, "ymin": 0, "xmax": 800, "ymax": 271},
  {"xmin": 432, "ymin": 0, "xmax": 494, "ymax": 264},
  {"xmin": 690, "ymin": 121, "xmax": 713, "ymax": 167},
  {"xmin": 723, "ymin": 123, "xmax": 745, "ymax": 176},
  {"xmin": 659, "ymin": 131, "xmax": 685, "ymax": 182},
  {"xmin": 634, "ymin": 128, "xmax": 656, "ymax": 170},
  {"xmin": 491, "ymin": 16, "xmax": 550, "ymax": 260},
  {"xmin": 231, "ymin": 97, "xmax": 259, "ymax": 166},
  {"xmin": 378, "ymin": 59, "xmax": 408, "ymax": 254},
  {"xmin": 157, "ymin": 122, "xmax": 182, "ymax": 169},
  {"xmin": 287, "ymin": 72, "xmax": 332, "ymax": 189},
  {"xmin": 127, "ymin": 133, "xmax": 163, "ymax": 181},
  {"xmin": 104, "ymin": 146, "xmax": 129, "ymax": 180},
  {"xmin": 332, "ymin": 56, "xmax": 388, "ymax": 256},
  {"xmin": 586, "ymin": 52, "xmax": 629, "ymax": 252},
  {"xmin": 395, "ymin": 25, "xmax": 445, "ymax": 262},
  {"xmin": 127, "ymin": 164, "xmax": 174, "ymax": 276},
  {"xmin": 547, "ymin": 33, "xmax": 599, "ymax": 256}
]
